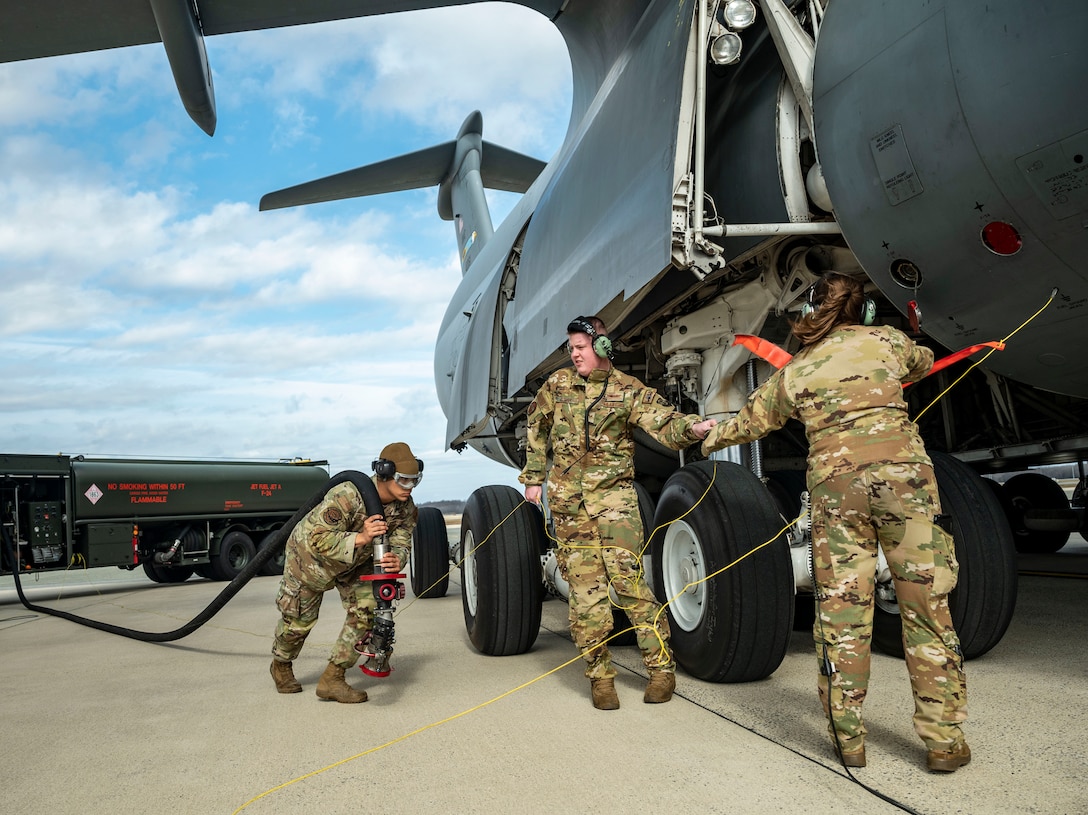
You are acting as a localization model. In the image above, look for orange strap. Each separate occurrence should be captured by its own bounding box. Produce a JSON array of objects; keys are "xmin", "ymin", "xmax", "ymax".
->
[
  {"xmin": 925, "ymin": 341, "xmax": 1006, "ymax": 377},
  {"xmin": 733, "ymin": 334, "xmax": 792, "ymax": 368},
  {"xmin": 733, "ymin": 334, "xmax": 1006, "ymax": 384},
  {"xmin": 905, "ymin": 341, "xmax": 1006, "ymax": 386}
]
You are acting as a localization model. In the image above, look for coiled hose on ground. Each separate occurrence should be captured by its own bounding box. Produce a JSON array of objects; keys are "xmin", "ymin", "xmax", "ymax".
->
[{"xmin": 0, "ymin": 470, "xmax": 382, "ymax": 642}]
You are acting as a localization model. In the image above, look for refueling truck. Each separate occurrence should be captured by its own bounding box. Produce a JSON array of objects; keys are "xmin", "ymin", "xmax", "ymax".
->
[{"xmin": 1, "ymin": 453, "xmax": 329, "ymax": 583}]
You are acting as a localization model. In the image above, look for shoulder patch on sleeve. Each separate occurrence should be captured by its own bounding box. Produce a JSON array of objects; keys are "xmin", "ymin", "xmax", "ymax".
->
[
  {"xmin": 323, "ymin": 507, "xmax": 343, "ymax": 525},
  {"xmin": 528, "ymin": 399, "xmax": 537, "ymax": 415}
]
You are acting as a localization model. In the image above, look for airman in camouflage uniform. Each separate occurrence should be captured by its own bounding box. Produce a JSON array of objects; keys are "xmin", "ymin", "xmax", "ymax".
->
[
  {"xmin": 702, "ymin": 274, "xmax": 970, "ymax": 772},
  {"xmin": 270, "ymin": 442, "xmax": 420, "ymax": 703},
  {"xmin": 520, "ymin": 316, "xmax": 716, "ymax": 710}
]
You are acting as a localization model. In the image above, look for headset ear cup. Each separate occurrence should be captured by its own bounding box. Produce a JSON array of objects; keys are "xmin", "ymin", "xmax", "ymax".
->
[
  {"xmin": 594, "ymin": 336, "xmax": 613, "ymax": 359},
  {"xmin": 862, "ymin": 297, "xmax": 876, "ymax": 326},
  {"xmin": 799, "ymin": 302, "xmax": 814, "ymax": 318},
  {"xmin": 372, "ymin": 458, "xmax": 395, "ymax": 478}
]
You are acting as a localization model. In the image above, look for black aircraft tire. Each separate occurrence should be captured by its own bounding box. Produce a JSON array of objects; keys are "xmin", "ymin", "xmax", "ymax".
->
[
  {"xmin": 209, "ymin": 531, "xmax": 256, "ymax": 581},
  {"xmin": 872, "ymin": 452, "xmax": 1018, "ymax": 660},
  {"xmin": 650, "ymin": 461, "xmax": 794, "ymax": 683},
  {"xmin": 1004, "ymin": 472, "xmax": 1072, "ymax": 554},
  {"xmin": 411, "ymin": 506, "xmax": 450, "ymax": 599},
  {"xmin": 608, "ymin": 482, "xmax": 658, "ymax": 647},
  {"xmin": 460, "ymin": 486, "xmax": 545, "ymax": 656},
  {"xmin": 765, "ymin": 469, "xmax": 808, "ymax": 523}
]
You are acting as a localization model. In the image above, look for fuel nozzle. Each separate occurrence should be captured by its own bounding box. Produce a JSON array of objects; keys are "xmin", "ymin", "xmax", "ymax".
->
[{"xmin": 354, "ymin": 537, "xmax": 406, "ymax": 677}]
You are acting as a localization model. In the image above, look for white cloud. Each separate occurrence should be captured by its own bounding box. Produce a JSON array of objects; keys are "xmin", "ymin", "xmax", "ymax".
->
[
  {"xmin": 0, "ymin": 5, "xmax": 570, "ymax": 504},
  {"xmin": 216, "ymin": 3, "xmax": 570, "ymax": 155}
]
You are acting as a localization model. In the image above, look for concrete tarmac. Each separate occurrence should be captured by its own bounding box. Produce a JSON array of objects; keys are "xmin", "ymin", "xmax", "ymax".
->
[{"xmin": 1, "ymin": 543, "xmax": 1086, "ymax": 814}]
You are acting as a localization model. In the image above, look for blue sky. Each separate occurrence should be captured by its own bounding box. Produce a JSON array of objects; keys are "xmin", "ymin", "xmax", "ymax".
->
[{"xmin": 0, "ymin": 4, "xmax": 572, "ymax": 504}]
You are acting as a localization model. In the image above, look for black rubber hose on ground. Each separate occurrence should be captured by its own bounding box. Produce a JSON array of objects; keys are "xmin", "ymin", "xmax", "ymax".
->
[{"xmin": 1, "ymin": 470, "xmax": 383, "ymax": 642}]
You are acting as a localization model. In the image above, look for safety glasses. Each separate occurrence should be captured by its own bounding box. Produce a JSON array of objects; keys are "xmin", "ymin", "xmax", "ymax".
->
[{"xmin": 393, "ymin": 472, "xmax": 422, "ymax": 489}]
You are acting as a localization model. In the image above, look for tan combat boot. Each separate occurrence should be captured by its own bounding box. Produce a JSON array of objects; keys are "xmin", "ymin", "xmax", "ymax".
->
[
  {"xmin": 270, "ymin": 659, "xmax": 302, "ymax": 693},
  {"xmin": 316, "ymin": 662, "xmax": 368, "ymax": 703},
  {"xmin": 591, "ymin": 677, "xmax": 620, "ymax": 710},
  {"xmin": 927, "ymin": 741, "xmax": 971, "ymax": 772},
  {"xmin": 644, "ymin": 670, "xmax": 676, "ymax": 703}
]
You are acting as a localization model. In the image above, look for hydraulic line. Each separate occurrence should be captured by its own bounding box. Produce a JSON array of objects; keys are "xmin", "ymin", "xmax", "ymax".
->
[{"xmin": 0, "ymin": 470, "xmax": 383, "ymax": 643}]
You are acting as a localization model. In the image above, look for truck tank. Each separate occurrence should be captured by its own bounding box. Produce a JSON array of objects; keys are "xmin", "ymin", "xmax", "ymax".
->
[{"xmin": 70, "ymin": 458, "xmax": 330, "ymax": 521}]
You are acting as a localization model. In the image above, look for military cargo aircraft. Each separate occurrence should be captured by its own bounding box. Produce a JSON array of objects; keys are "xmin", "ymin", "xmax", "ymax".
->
[{"xmin": 5, "ymin": 0, "xmax": 1086, "ymax": 682}]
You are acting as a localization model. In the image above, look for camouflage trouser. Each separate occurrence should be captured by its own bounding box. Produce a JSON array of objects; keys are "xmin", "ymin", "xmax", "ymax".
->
[
  {"xmin": 271, "ymin": 547, "xmax": 376, "ymax": 669},
  {"xmin": 553, "ymin": 504, "xmax": 674, "ymax": 679},
  {"xmin": 811, "ymin": 462, "xmax": 967, "ymax": 752}
]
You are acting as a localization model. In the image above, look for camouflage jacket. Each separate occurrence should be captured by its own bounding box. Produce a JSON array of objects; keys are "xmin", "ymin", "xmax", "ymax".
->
[
  {"xmin": 702, "ymin": 325, "xmax": 934, "ymax": 489},
  {"xmin": 519, "ymin": 366, "xmax": 703, "ymax": 517},
  {"xmin": 286, "ymin": 477, "xmax": 417, "ymax": 577}
]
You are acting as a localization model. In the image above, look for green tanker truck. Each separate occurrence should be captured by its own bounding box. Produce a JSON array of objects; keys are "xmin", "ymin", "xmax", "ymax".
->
[{"xmin": 0, "ymin": 453, "xmax": 329, "ymax": 582}]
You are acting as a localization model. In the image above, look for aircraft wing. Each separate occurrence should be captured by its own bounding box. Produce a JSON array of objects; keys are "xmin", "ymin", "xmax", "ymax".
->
[
  {"xmin": 1, "ymin": 0, "xmax": 563, "ymax": 135},
  {"xmin": 0, "ymin": 1, "xmax": 561, "ymax": 62}
]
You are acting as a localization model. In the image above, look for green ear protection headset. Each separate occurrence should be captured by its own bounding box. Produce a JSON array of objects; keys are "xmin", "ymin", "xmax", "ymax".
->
[
  {"xmin": 800, "ymin": 281, "xmax": 876, "ymax": 326},
  {"xmin": 567, "ymin": 316, "xmax": 614, "ymax": 360}
]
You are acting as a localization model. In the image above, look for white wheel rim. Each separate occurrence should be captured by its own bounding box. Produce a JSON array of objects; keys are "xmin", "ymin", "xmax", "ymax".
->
[
  {"xmin": 463, "ymin": 529, "xmax": 478, "ymax": 616},
  {"xmin": 660, "ymin": 519, "xmax": 706, "ymax": 632}
]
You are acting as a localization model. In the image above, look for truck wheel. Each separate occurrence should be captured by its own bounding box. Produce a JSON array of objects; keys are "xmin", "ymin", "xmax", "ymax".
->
[
  {"xmin": 142, "ymin": 561, "xmax": 167, "ymax": 583},
  {"xmin": 141, "ymin": 561, "xmax": 194, "ymax": 583},
  {"xmin": 650, "ymin": 461, "xmax": 794, "ymax": 683},
  {"xmin": 1004, "ymin": 472, "xmax": 1072, "ymax": 553},
  {"xmin": 256, "ymin": 526, "xmax": 287, "ymax": 577},
  {"xmin": 873, "ymin": 452, "xmax": 1018, "ymax": 660},
  {"xmin": 411, "ymin": 506, "xmax": 450, "ymax": 598},
  {"xmin": 209, "ymin": 531, "xmax": 256, "ymax": 581},
  {"xmin": 460, "ymin": 486, "xmax": 545, "ymax": 655}
]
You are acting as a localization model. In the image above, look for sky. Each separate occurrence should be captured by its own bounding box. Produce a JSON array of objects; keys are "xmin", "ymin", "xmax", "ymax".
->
[{"xmin": 0, "ymin": 3, "xmax": 573, "ymax": 505}]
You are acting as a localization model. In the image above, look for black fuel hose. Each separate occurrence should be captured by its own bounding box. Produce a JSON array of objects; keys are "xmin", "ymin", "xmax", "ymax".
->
[{"xmin": 1, "ymin": 470, "xmax": 383, "ymax": 642}]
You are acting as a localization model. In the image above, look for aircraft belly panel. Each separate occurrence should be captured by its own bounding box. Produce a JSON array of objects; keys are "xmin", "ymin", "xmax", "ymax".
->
[
  {"xmin": 508, "ymin": 0, "xmax": 695, "ymax": 391},
  {"xmin": 445, "ymin": 256, "xmax": 505, "ymax": 449},
  {"xmin": 813, "ymin": 0, "xmax": 1088, "ymax": 396}
]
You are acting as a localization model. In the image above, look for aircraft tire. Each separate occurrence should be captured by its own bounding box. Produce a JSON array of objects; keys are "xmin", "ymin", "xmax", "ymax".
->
[
  {"xmin": 410, "ymin": 506, "xmax": 450, "ymax": 598},
  {"xmin": 650, "ymin": 461, "xmax": 794, "ymax": 683},
  {"xmin": 460, "ymin": 486, "xmax": 545, "ymax": 656},
  {"xmin": 609, "ymin": 482, "xmax": 658, "ymax": 647},
  {"xmin": 209, "ymin": 531, "xmax": 256, "ymax": 581},
  {"xmin": 872, "ymin": 451, "xmax": 1018, "ymax": 660},
  {"xmin": 763, "ymin": 469, "xmax": 816, "ymax": 631},
  {"xmin": 1003, "ymin": 472, "xmax": 1072, "ymax": 554}
]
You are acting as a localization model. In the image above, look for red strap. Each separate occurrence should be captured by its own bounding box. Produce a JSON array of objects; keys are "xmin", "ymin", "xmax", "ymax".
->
[
  {"xmin": 733, "ymin": 334, "xmax": 792, "ymax": 369},
  {"xmin": 906, "ymin": 341, "xmax": 1005, "ymax": 386},
  {"xmin": 927, "ymin": 341, "xmax": 1006, "ymax": 377},
  {"xmin": 734, "ymin": 334, "xmax": 1005, "ymax": 382}
]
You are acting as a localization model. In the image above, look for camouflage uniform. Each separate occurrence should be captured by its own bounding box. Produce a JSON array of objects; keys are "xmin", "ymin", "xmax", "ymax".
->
[
  {"xmin": 702, "ymin": 324, "xmax": 967, "ymax": 752},
  {"xmin": 271, "ymin": 478, "xmax": 417, "ymax": 669},
  {"xmin": 519, "ymin": 366, "xmax": 704, "ymax": 679}
]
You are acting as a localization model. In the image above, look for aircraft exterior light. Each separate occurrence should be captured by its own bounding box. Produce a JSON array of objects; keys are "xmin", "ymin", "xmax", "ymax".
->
[
  {"xmin": 722, "ymin": 0, "xmax": 757, "ymax": 30},
  {"xmin": 710, "ymin": 32, "xmax": 743, "ymax": 65},
  {"xmin": 981, "ymin": 221, "xmax": 1023, "ymax": 256}
]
